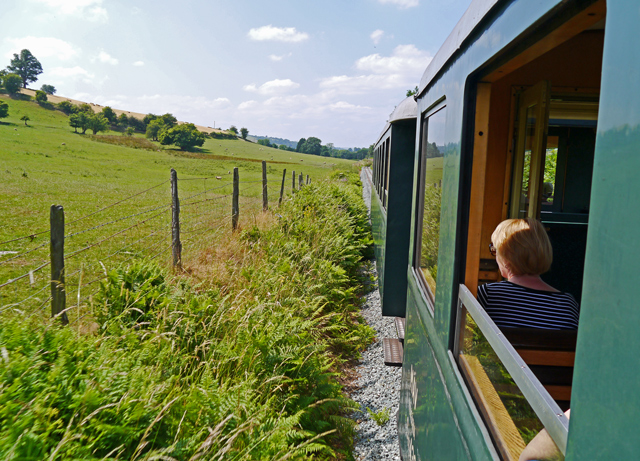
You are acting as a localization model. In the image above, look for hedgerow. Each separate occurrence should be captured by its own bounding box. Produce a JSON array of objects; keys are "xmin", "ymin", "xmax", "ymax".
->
[{"xmin": 0, "ymin": 172, "xmax": 374, "ymax": 460}]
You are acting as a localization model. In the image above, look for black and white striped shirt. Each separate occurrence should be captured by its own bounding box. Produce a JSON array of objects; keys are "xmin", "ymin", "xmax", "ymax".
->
[{"xmin": 477, "ymin": 281, "xmax": 579, "ymax": 330}]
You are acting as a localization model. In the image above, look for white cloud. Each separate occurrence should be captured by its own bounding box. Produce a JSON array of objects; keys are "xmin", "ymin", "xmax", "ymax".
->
[
  {"xmin": 370, "ymin": 30, "xmax": 385, "ymax": 45},
  {"xmin": 356, "ymin": 44, "xmax": 430, "ymax": 74},
  {"xmin": 4, "ymin": 36, "xmax": 79, "ymax": 61},
  {"xmin": 269, "ymin": 53, "xmax": 292, "ymax": 62},
  {"xmin": 329, "ymin": 101, "xmax": 370, "ymax": 111},
  {"xmin": 133, "ymin": 61, "xmax": 145, "ymax": 67},
  {"xmin": 96, "ymin": 51, "xmax": 118, "ymax": 65},
  {"xmin": 30, "ymin": 0, "xmax": 108, "ymax": 21},
  {"xmin": 378, "ymin": 0, "xmax": 419, "ymax": 8},
  {"xmin": 248, "ymin": 25, "xmax": 309, "ymax": 43},
  {"xmin": 238, "ymin": 100, "xmax": 258, "ymax": 110},
  {"xmin": 244, "ymin": 79, "xmax": 300, "ymax": 95},
  {"xmin": 49, "ymin": 66, "xmax": 95, "ymax": 83}
]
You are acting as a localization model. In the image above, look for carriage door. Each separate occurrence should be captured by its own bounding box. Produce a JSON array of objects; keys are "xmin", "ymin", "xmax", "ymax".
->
[{"xmin": 510, "ymin": 80, "xmax": 551, "ymax": 219}]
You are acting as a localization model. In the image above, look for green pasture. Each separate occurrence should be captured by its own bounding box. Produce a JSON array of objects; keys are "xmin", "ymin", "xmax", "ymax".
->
[{"xmin": 0, "ymin": 95, "xmax": 353, "ymax": 316}]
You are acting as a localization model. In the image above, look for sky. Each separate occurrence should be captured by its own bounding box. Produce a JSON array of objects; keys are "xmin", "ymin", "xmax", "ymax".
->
[{"xmin": 2, "ymin": 0, "xmax": 472, "ymax": 148}]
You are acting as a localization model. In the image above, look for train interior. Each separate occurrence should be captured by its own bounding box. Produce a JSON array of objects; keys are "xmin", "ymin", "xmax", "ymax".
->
[{"xmin": 458, "ymin": 1, "xmax": 605, "ymax": 458}]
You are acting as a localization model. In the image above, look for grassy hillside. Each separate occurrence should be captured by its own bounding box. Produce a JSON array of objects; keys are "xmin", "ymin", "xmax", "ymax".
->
[{"xmin": 0, "ymin": 95, "xmax": 351, "ymax": 242}]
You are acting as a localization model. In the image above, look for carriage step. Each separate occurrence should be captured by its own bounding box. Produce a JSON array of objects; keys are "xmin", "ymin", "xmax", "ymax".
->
[
  {"xmin": 395, "ymin": 317, "xmax": 405, "ymax": 344},
  {"xmin": 383, "ymin": 338, "xmax": 404, "ymax": 367}
]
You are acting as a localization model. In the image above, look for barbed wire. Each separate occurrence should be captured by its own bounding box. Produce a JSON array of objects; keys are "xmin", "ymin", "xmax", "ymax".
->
[
  {"xmin": 180, "ymin": 194, "xmax": 232, "ymax": 209},
  {"xmin": 0, "ymin": 282, "xmax": 49, "ymax": 311},
  {"xmin": 0, "ymin": 241, "xmax": 49, "ymax": 266},
  {"xmin": 181, "ymin": 183, "xmax": 233, "ymax": 202},
  {"xmin": 0, "ymin": 261, "xmax": 50, "ymax": 290}
]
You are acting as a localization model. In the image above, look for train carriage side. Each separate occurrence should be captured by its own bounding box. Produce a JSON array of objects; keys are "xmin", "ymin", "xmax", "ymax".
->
[
  {"xmin": 398, "ymin": 0, "xmax": 640, "ymax": 459},
  {"xmin": 371, "ymin": 97, "xmax": 417, "ymax": 317}
]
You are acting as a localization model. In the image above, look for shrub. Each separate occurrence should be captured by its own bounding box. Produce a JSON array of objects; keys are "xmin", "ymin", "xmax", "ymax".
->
[
  {"xmin": 34, "ymin": 90, "xmax": 47, "ymax": 103},
  {"xmin": 3, "ymin": 73, "xmax": 23, "ymax": 94}
]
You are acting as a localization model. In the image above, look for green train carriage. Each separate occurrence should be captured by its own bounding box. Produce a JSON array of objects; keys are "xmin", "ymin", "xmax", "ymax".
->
[{"xmin": 370, "ymin": 0, "xmax": 640, "ymax": 458}]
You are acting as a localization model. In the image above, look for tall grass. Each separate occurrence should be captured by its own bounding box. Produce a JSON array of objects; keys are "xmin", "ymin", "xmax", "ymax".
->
[{"xmin": 0, "ymin": 172, "xmax": 374, "ymax": 460}]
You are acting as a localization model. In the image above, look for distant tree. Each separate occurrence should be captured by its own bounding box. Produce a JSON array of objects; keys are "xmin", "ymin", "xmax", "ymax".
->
[
  {"xmin": 304, "ymin": 137, "xmax": 322, "ymax": 156},
  {"xmin": 87, "ymin": 114, "xmax": 109, "ymax": 134},
  {"xmin": 161, "ymin": 113, "xmax": 177, "ymax": 127},
  {"xmin": 278, "ymin": 144, "xmax": 288, "ymax": 150},
  {"xmin": 229, "ymin": 125, "xmax": 238, "ymax": 135},
  {"xmin": 296, "ymin": 137, "xmax": 306, "ymax": 152},
  {"xmin": 101, "ymin": 106, "xmax": 117, "ymax": 124},
  {"xmin": 69, "ymin": 112, "xmax": 90, "ymax": 133},
  {"xmin": 159, "ymin": 123, "xmax": 205, "ymax": 150},
  {"xmin": 406, "ymin": 85, "xmax": 419, "ymax": 97},
  {"xmin": 143, "ymin": 113, "xmax": 158, "ymax": 127},
  {"xmin": 117, "ymin": 112, "xmax": 129, "ymax": 128},
  {"xmin": 40, "ymin": 84, "xmax": 56, "ymax": 95},
  {"xmin": 77, "ymin": 103, "xmax": 94, "ymax": 114},
  {"xmin": 0, "ymin": 100, "xmax": 9, "ymax": 119},
  {"xmin": 257, "ymin": 138, "xmax": 271, "ymax": 147},
  {"xmin": 20, "ymin": 115, "xmax": 30, "ymax": 126},
  {"xmin": 57, "ymin": 100, "xmax": 76, "ymax": 115},
  {"xmin": 7, "ymin": 49, "xmax": 43, "ymax": 88},
  {"xmin": 240, "ymin": 127, "xmax": 248, "ymax": 139},
  {"xmin": 128, "ymin": 115, "xmax": 145, "ymax": 132},
  {"xmin": 145, "ymin": 118, "xmax": 165, "ymax": 141},
  {"xmin": 125, "ymin": 127, "xmax": 135, "ymax": 136},
  {"xmin": 4, "ymin": 73, "xmax": 23, "ymax": 94},
  {"xmin": 34, "ymin": 90, "xmax": 47, "ymax": 103}
]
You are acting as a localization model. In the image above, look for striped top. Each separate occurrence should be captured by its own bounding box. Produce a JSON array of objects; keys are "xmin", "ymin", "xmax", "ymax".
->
[{"xmin": 477, "ymin": 281, "xmax": 580, "ymax": 330}]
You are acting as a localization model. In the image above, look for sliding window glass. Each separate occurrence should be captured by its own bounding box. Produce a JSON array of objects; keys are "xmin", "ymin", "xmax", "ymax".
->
[{"xmin": 416, "ymin": 105, "xmax": 446, "ymax": 303}]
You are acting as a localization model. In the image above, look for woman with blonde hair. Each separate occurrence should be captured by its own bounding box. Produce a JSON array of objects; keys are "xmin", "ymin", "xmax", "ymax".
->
[{"xmin": 477, "ymin": 218, "xmax": 579, "ymax": 330}]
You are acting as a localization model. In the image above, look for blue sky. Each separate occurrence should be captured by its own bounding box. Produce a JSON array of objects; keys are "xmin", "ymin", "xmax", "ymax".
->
[{"xmin": 2, "ymin": 0, "xmax": 471, "ymax": 147}]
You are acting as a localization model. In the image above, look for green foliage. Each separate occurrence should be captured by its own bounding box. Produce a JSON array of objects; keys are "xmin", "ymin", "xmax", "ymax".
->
[
  {"xmin": 69, "ymin": 111, "xmax": 89, "ymax": 133},
  {"xmin": 258, "ymin": 138, "xmax": 271, "ymax": 147},
  {"xmin": 3, "ymin": 73, "xmax": 22, "ymax": 94},
  {"xmin": 229, "ymin": 125, "xmax": 238, "ymax": 135},
  {"xmin": 87, "ymin": 114, "xmax": 109, "ymax": 135},
  {"xmin": 56, "ymin": 100, "xmax": 75, "ymax": 115},
  {"xmin": 0, "ymin": 176, "xmax": 374, "ymax": 459},
  {"xmin": 159, "ymin": 123, "xmax": 205, "ymax": 150},
  {"xmin": 406, "ymin": 85, "xmax": 419, "ymax": 97},
  {"xmin": 40, "ymin": 84, "xmax": 56, "ymax": 95},
  {"xmin": 125, "ymin": 126, "xmax": 135, "ymax": 136},
  {"xmin": 20, "ymin": 115, "xmax": 30, "ymax": 126},
  {"xmin": 7, "ymin": 49, "xmax": 42, "ymax": 88},
  {"xmin": 117, "ymin": 112, "xmax": 129, "ymax": 128},
  {"xmin": 101, "ymin": 106, "xmax": 117, "ymax": 124},
  {"xmin": 34, "ymin": 90, "xmax": 47, "ymax": 103},
  {"xmin": 367, "ymin": 407, "xmax": 390, "ymax": 426},
  {"xmin": 145, "ymin": 118, "xmax": 165, "ymax": 141},
  {"xmin": 0, "ymin": 100, "xmax": 8, "ymax": 119},
  {"xmin": 240, "ymin": 126, "xmax": 248, "ymax": 139}
]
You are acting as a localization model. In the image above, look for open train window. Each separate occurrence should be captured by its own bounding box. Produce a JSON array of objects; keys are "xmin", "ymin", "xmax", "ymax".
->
[{"xmin": 414, "ymin": 102, "xmax": 446, "ymax": 306}]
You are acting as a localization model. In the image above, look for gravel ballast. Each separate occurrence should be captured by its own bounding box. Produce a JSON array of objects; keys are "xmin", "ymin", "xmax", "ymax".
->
[{"xmin": 350, "ymin": 168, "xmax": 401, "ymax": 461}]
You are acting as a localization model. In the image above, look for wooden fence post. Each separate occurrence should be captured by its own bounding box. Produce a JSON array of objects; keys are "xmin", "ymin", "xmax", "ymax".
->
[
  {"xmin": 299, "ymin": 173, "xmax": 303, "ymax": 189},
  {"xmin": 262, "ymin": 160, "xmax": 268, "ymax": 211},
  {"xmin": 171, "ymin": 168, "xmax": 182, "ymax": 269},
  {"xmin": 279, "ymin": 169, "xmax": 286, "ymax": 206},
  {"xmin": 292, "ymin": 170, "xmax": 296, "ymax": 192},
  {"xmin": 50, "ymin": 205, "xmax": 68, "ymax": 325},
  {"xmin": 306, "ymin": 175, "xmax": 310, "ymax": 185},
  {"xmin": 232, "ymin": 167, "xmax": 239, "ymax": 230}
]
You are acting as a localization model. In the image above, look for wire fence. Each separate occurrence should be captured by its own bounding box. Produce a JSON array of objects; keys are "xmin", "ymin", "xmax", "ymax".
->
[{"xmin": 0, "ymin": 162, "xmax": 312, "ymax": 326}]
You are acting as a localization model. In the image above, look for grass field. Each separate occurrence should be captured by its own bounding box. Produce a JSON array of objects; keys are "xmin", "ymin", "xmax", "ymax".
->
[{"xmin": 0, "ymin": 93, "xmax": 354, "ymax": 319}]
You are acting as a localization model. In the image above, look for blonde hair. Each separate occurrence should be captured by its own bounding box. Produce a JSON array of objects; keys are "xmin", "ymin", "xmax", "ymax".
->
[{"xmin": 491, "ymin": 218, "xmax": 552, "ymax": 276}]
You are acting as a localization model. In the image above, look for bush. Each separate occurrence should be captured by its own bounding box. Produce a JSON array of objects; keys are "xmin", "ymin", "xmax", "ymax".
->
[
  {"xmin": 159, "ymin": 123, "xmax": 205, "ymax": 150},
  {"xmin": 34, "ymin": 90, "xmax": 47, "ymax": 103},
  {"xmin": 56, "ymin": 100, "xmax": 76, "ymax": 115},
  {"xmin": 3, "ymin": 73, "xmax": 22, "ymax": 94},
  {"xmin": 0, "ymin": 100, "xmax": 8, "ymax": 119}
]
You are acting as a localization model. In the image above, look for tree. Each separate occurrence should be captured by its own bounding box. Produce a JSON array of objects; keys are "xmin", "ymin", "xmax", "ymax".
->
[
  {"xmin": 161, "ymin": 113, "xmax": 177, "ymax": 127},
  {"xmin": 35, "ymin": 90, "xmax": 47, "ymax": 103},
  {"xmin": 257, "ymin": 138, "xmax": 271, "ymax": 147},
  {"xmin": 117, "ymin": 112, "xmax": 129, "ymax": 128},
  {"xmin": 278, "ymin": 144, "xmax": 289, "ymax": 150},
  {"xmin": 125, "ymin": 127, "xmax": 135, "ymax": 136},
  {"xmin": 159, "ymin": 123, "xmax": 205, "ymax": 150},
  {"xmin": 101, "ymin": 106, "xmax": 117, "ymax": 124},
  {"xmin": 57, "ymin": 100, "xmax": 76, "ymax": 115},
  {"xmin": 143, "ymin": 113, "xmax": 158, "ymax": 127},
  {"xmin": 0, "ymin": 100, "xmax": 9, "ymax": 119},
  {"xmin": 77, "ymin": 103, "xmax": 94, "ymax": 114},
  {"xmin": 145, "ymin": 118, "xmax": 165, "ymax": 141},
  {"xmin": 296, "ymin": 138, "xmax": 306, "ymax": 152},
  {"xmin": 69, "ymin": 112, "xmax": 90, "ymax": 133},
  {"xmin": 240, "ymin": 127, "xmax": 248, "ymax": 139},
  {"xmin": 7, "ymin": 49, "xmax": 43, "ymax": 88},
  {"xmin": 4, "ymin": 73, "xmax": 23, "ymax": 94},
  {"xmin": 40, "ymin": 84, "xmax": 56, "ymax": 95},
  {"xmin": 304, "ymin": 137, "xmax": 322, "ymax": 156},
  {"xmin": 128, "ymin": 115, "xmax": 145, "ymax": 132},
  {"xmin": 20, "ymin": 115, "xmax": 30, "ymax": 126},
  {"xmin": 406, "ymin": 85, "xmax": 419, "ymax": 97},
  {"xmin": 228, "ymin": 125, "xmax": 238, "ymax": 135},
  {"xmin": 87, "ymin": 114, "xmax": 109, "ymax": 134}
]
